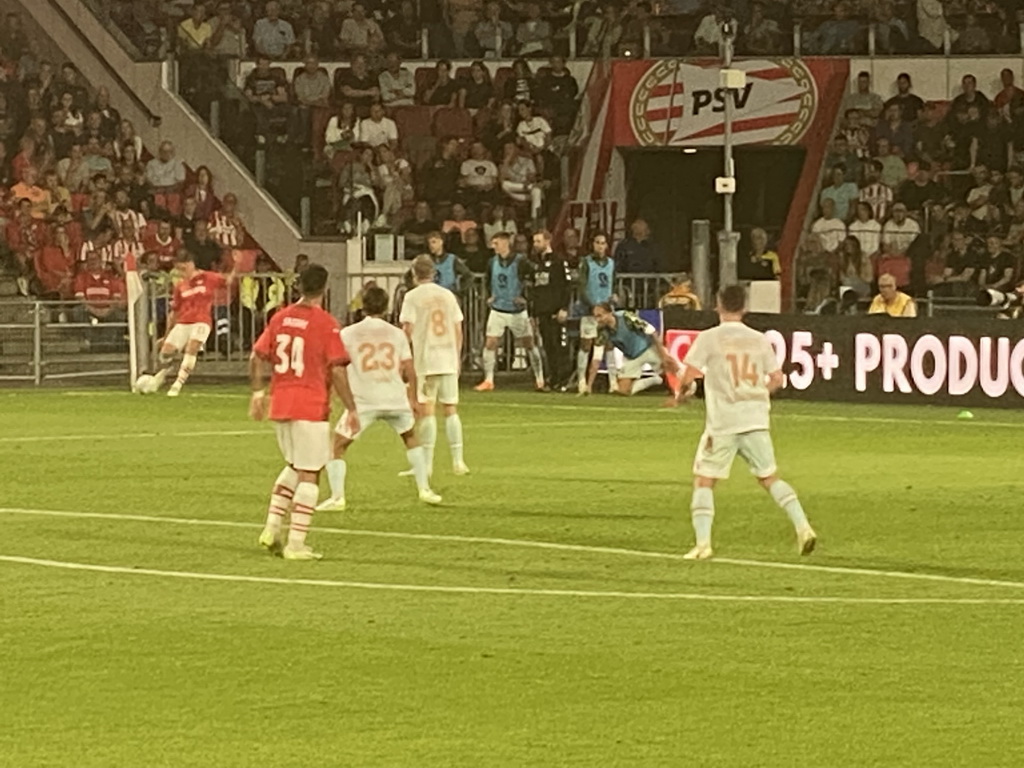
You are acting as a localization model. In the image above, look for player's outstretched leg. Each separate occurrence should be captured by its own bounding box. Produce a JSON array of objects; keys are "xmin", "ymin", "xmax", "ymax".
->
[
  {"xmin": 760, "ymin": 475, "xmax": 816, "ymax": 555},
  {"xmin": 284, "ymin": 479, "xmax": 322, "ymax": 560},
  {"xmin": 684, "ymin": 480, "xmax": 715, "ymax": 560},
  {"xmin": 629, "ymin": 374, "xmax": 664, "ymax": 395},
  {"xmin": 444, "ymin": 405, "xmax": 468, "ymax": 475},
  {"xmin": 168, "ymin": 339, "xmax": 201, "ymax": 397},
  {"xmin": 259, "ymin": 465, "xmax": 298, "ymax": 554}
]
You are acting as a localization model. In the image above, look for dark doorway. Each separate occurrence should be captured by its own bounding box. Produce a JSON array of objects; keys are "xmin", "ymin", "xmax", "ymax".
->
[{"xmin": 623, "ymin": 146, "xmax": 806, "ymax": 272}]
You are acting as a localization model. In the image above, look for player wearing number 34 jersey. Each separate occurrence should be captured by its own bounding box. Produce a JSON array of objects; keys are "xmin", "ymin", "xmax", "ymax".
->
[
  {"xmin": 676, "ymin": 285, "xmax": 816, "ymax": 560},
  {"xmin": 250, "ymin": 264, "xmax": 359, "ymax": 561}
]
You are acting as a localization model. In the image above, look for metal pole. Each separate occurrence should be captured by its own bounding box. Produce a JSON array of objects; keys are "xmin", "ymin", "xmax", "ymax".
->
[
  {"xmin": 32, "ymin": 302, "xmax": 42, "ymax": 386},
  {"xmin": 718, "ymin": 20, "xmax": 739, "ymax": 288},
  {"xmin": 691, "ymin": 219, "xmax": 712, "ymax": 309}
]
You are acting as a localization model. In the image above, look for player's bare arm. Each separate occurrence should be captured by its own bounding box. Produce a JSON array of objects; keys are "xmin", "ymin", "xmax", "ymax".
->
[
  {"xmin": 331, "ymin": 365, "xmax": 360, "ymax": 435},
  {"xmin": 766, "ymin": 369, "xmax": 785, "ymax": 394},
  {"xmin": 454, "ymin": 320, "xmax": 464, "ymax": 374},
  {"xmin": 401, "ymin": 357, "xmax": 420, "ymax": 418},
  {"xmin": 586, "ymin": 344, "xmax": 604, "ymax": 391},
  {"xmin": 247, "ymin": 351, "xmax": 270, "ymax": 420}
]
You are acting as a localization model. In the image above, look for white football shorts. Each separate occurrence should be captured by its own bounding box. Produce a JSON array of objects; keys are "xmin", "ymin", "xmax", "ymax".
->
[
  {"xmin": 579, "ymin": 314, "xmax": 599, "ymax": 340},
  {"xmin": 485, "ymin": 309, "xmax": 532, "ymax": 340},
  {"xmin": 275, "ymin": 419, "xmax": 331, "ymax": 472},
  {"xmin": 165, "ymin": 322, "xmax": 211, "ymax": 351},
  {"xmin": 418, "ymin": 373, "xmax": 459, "ymax": 405},
  {"xmin": 619, "ymin": 345, "xmax": 663, "ymax": 380},
  {"xmin": 336, "ymin": 409, "xmax": 416, "ymax": 440},
  {"xmin": 692, "ymin": 429, "xmax": 778, "ymax": 481}
]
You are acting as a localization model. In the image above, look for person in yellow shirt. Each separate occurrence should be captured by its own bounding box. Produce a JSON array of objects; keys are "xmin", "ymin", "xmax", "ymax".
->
[
  {"xmin": 178, "ymin": 3, "xmax": 213, "ymax": 51},
  {"xmin": 868, "ymin": 272, "xmax": 917, "ymax": 317},
  {"xmin": 10, "ymin": 166, "xmax": 51, "ymax": 220}
]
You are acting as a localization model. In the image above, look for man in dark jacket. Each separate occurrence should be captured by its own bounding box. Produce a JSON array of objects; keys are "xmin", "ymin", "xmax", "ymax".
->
[
  {"xmin": 530, "ymin": 229, "xmax": 572, "ymax": 390},
  {"xmin": 615, "ymin": 218, "xmax": 659, "ymax": 272}
]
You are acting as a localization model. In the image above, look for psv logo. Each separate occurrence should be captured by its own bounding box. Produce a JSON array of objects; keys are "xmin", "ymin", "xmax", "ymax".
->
[
  {"xmin": 497, "ymin": 274, "xmax": 509, "ymax": 288},
  {"xmin": 597, "ymin": 273, "xmax": 610, "ymax": 288}
]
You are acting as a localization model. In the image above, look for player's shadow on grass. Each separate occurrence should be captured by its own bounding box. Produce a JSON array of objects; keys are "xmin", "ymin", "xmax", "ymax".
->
[{"xmin": 504, "ymin": 508, "xmax": 668, "ymax": 521}]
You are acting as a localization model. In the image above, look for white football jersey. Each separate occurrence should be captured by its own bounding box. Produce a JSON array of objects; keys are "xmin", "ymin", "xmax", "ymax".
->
[
  {"xmin": 398, "ymin": 282, "xmax": 464, "ymax": 376},
  {"xmin": 683, "ymin": 321, "xmax": 780, "ymax": 436},
  {"xmin": 340, "ymin": 317, "xmax": 413, "ymax": 412}
]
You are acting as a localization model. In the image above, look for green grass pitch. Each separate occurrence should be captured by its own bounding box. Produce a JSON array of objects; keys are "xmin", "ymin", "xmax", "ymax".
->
[{"xmin": 2, "ymin": 388, "xmax": 1024, "ymax": 767}]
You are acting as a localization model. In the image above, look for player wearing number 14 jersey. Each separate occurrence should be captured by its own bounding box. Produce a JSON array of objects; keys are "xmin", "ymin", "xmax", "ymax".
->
[
  {"xmin": 250, "ymin": 265, "xmax": 359, "ymax": 561},
  {"xmin": 675, "ymin": 285, "xmax": 816, "ymax": 560}
]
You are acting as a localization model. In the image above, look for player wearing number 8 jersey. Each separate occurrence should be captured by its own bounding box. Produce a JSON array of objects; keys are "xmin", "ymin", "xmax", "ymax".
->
[
  {"xmin": 318, "ymin": 285, "xmax": 442, "ymax": 510},
  {"xmin": 250, "ymin": 264, "xmax": 359, "ymax": 561},
  {"xmin": 676, "ymin": 285, "xmax": 816, "ymax": 560}
]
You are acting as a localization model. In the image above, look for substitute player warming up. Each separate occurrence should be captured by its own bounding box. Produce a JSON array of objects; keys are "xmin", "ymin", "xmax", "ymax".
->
[
  {"xmin": 250, "ymin": 264, "xmax": 359, "ymax": 561},
  {"xmin": 152, "ymin": 250, "xmax": 235, "ymax": 397},
  {"xmin": 319, "ymin": 285, "xmax": 442, "ymax": 510},
  {"xmin": 398, "ymin": 254, "xmax": 469, "ymax": 477},
  {"xmin": 585, "ymin": 302, "xmax": 676, "ymax": 396},
  {"xmin": 676, "ymin": 285, "xmax": 816, "ymax": 560}
]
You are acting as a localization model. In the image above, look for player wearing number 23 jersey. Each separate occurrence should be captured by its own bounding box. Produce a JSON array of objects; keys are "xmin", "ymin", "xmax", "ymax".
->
[
  {"xmin": 677, "ymin": 285, "xmax": 816, "ymax": 561},
  {"xmin": 250, "ymin": 264, "xmax": 358, "ymax": 561}
]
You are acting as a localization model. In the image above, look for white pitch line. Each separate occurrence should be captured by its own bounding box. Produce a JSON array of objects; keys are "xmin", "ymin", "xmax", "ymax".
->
[
  {"xmin": 3, "ymin": 507, "xmax": 1024, "ymax": 592},
  {"xmin": 2, "ymin": 554, "xmax": 1022, "ymax": 605}
]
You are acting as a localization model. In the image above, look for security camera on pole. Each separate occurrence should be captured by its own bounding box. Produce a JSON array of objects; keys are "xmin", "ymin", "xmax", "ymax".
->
[{"xmin": 716, "ymin": 16, "xmax": 743, "ymax": 289}]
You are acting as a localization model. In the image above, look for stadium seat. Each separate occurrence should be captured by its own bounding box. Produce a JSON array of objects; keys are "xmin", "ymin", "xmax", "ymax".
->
[
  {"xmin": 492, "ymin": 67, "xmax": 513, "ymax": 100},
  {"xmin": 415, "ymin": 67, "xmax": 437, "ymax": 100},
  {"xmin": 433, "ymin": 107, "xmax": 474, "ymax": 139},
  {"xmin": 393, "ymin": 105, "xmax": 435, "ymax": 138},
  {"xmin": 876, "ymin": 255, "xmax": 911, "ymax": 287}
]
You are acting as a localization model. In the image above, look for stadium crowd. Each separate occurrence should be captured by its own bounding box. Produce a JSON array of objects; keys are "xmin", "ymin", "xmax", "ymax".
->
[{"xmin": 798, "ymin": 68, "xmax": 1024, "ymax": 314}]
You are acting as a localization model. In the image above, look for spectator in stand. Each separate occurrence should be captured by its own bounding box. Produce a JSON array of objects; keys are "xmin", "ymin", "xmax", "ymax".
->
[
  {"xmin": 884, "ymin": 73, "xmax": 924, "ymax": 124},
  {"xmin": 874, "ymin": 103, "xmax": 914, "ymax": 159},
  {"xmin": 338, "ymin": 144, "xmax": 380, "ymax": 231},
  {"xmin": 481, "ymin": 101, "xmax": 518, "ymax": 155},
  {"xmin": 43, "ymin": 168, "xmax": 70, "ymax": 215},
  {"xmin": 994, "ymin": 69, "xmax": 1024, "ymax": 119},
  {"xmin": 739, "ymin": 2, "xmax": 783, "ymax": 55},
  {"xmin": 93, "ymin": 88, "xmax": 121, "ymax": 142},
  {"xmin": 619, "ymin": 2, "xmax": 669, "ymax": 57},
  {"xmin": 881, "ymin": 202, "xmax": 920, "ymax": 255},
  {"xmin": 459, "ymin": 227, "xmax": 488, "ymax": 270},
  {"xmin": 420, "ymin": 136, "xmax": 462, "ymax": 206},
  {"xmin": 458, "ymin": 140, "xmax": 499, "ymax": 207},
  {"xmin": 916, "ymin": 0, "xmax": 949, "ymax": 53},
  {"xmin": 954, "ymin": 14, "xmax": 992, "ymax": 54},
  {"xmin": 839, "ymin": 235, "xmax": 873, "ymax": 296},
  {"xmin": 12, "ymin": 166, "xmax": 51, "ymax": 220},
  {"xmin": 582, "ymin": 1, "xmax": 624, "ymax": 58},
  {"xmin": 400, "ymin": 200, "xmax": 439, "ymax": 254},
  {"xmin": 842, "ymin": 109, "xmax": 872, "ymax": 160},
  {"xmin": 459, "ymin": 61, "xmax": 495, "ymax": 110},
  {"xmin": 302, "ymin": 2, "xmax": 336, "ymax": 58},
  {"xmin": 35, "ymin": 222, "xmax": 75, "ymax": 301},
  {"xmin": 897, "ymin": 163, "xmax": 945, "ymax": 214},
  {"xmin": 615, "ymin": 218, "xmax": 659, "ymax": 272},
  {"xmin": 808, "ymin": 1, "xmax": 862, "ymax": 55},
  {"xmin": 872, "ymin": 0, "xmax": 908, "ymax": 54},
  {"xmin": 111, "ymin": 187, "xmax": 146, "ymax": 239},
  {"xmin": 210, "ymin": 194, "xmax": 247, "ymax": 248},
  {"xmin": 504, "ymin": 58, "xmax": 535, "ymax": 104},
  {"xmin": 874, "ymin": 138, "xmax": 907, "ymax": 189},
  {"xmin": 812, "ymin": 199, "xmax": 847, "ymax": 254},
  {"xmin": 483, "ymin": 203, "xmax": 517, "ymax": 243},
  {"xmin": 379, "ymin": 51, "xmax": 416, "ymax": 107},
  {"xmin": 7, "ymin": 197, "xmax": 45, "ymax": 295},
  {"xmin": 820, "ymin": 165, "xmax": 859, "ymax": 222},
  {"xmin": 386, "ymin": 0, "xmax": 422, "ymax": 59},
  {"xmin": 145, "ymin": 141, "xmax": 186, "ymax": 197},
  {"xmin": 420, "ymin": 60, "xmax": 459, "ymax": 107},
  {"xmin": 178, "ymin": 2, "xmax": 213, "ymax": 52},
  {"xmin": 83, "ymin": 136, "xmax": 113, "ymax": 177},
  {"xmin": 185, "ymin": 219, "xmax": 223, "ymax": 270},
  {"xmin": 252, "ymin": 1, "xmax": 297, "ymax": 59},
  {"xmin": 499, "ymin": 140, "xmax": 542, "ymax": 216},
  {"xmin": 978, "ymin": 109, "xmax": 1012, "ymax": 174},
  {"xmin": 324, "ymin": 101, "xmax": 358, "ymax": 158},
  {"xmin": 73, "ymin": 251, "xmax": 124, "ymax": 323},
  {"xmin": 693, "ymin": 5, "xmax": 734, "ymax": 54},
  {"xmin": 516, "ymin": 2, "xmax": 553, "ymax": 57},
  {"xmin": 952, "ymin": 75, "xmax": 991, "ymax": 118},
  {"xmin": 516, "ymin": 101, "xmax": 552, "ymax": 159},
  {"xmin": 373, "ymin": 144, "xmax": 413, "ymax": 227},
  {"xmin": 144, "ymin": 218, "xmax": 182, "ymax": 271},
  {"xmin": 981, "ymin": 233, "xmax": 1015, "ymax": 291},
  {"xmin": 1005, "ymin": 166, "xmax": 1024, "ymax": 210},
  {"xmin": 739, "ymin": 227, "xmax": 781, "ymax": 280},
  {"xmin": 355, "ymin": 102, "xmax": 398, "ymax": 149},
  {"xmin": 294, "ymin": 55, "xmax": 332, "ymax": 109},
  {"xmin": 339, "ymin": 2, "xmax": 385, "ymax": 56},
  {"xmin": 842, "ymin": 72, "xmax": 884, "ymax": 120},
  {"xmin": 966, "ymin": 164, "xmax": 993, "ymax": 223},
  {"xmin": 116, "ymin": 119, "xmax": 144, "ymax": 163},
  {"xmin": 868, "ymin": 273, "xmax": 916, "ymax": 316},
  {"xmin": 57, "ymin": 63, "xmax": 88, "ymax": 111},
  {"xmin": 57, "ymin": 142, "xmax": 90, "ymax": 193},
  {"xmin": 337, "ymin": 55, "xmax": 381, "ymax": 116},
  {"xmin": 476, "ymin": 1, "xmax": 513, "ymax": 58},
  {"xmin": 245, "ymin": 55, "xmax": 288, "ymax": 105},
  {"xmin": 937, "ymin": 230, "xmax": 982, "ymax": 296},
  {"xmin": 825, "ymin": 134, "xmax": 861, "ymax": 182},
  {"xmin": 859, "ymin": 159, "xmax": 894, "ymax": 221},
  {"xmin": 559, "ymin": 227, "xmax": 583, "ymax": 266},
  {"xmin": 442, "ymin": 202, "xmax": 478, "ymax": 246},
  {"xmin": 848, "ymin": 201, "xmax": 881, "ymax": 259},
  {"xmin": 534, "ymin": 57, "xmax": 578, "ymax": 138},
  {"xmin": 210, "ymin": 2, "xmax": 248, "ymax": 58}
]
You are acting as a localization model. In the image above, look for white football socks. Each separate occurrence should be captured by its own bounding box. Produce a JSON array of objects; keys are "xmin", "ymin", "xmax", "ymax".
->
[
  {"xmin": 445, "ymin": 414, "xmax": 465, "ymax": 466},
  {"xmin": 528, "ymin": 346, "xmax": 545, "ymax": 386},
  {"xmin": 325, "ymin": 459, "xmax": 347, "ymax": 501},
  {"xmin": 174, "ymin": 352, "xmax": 197, "ymax": 389},
  {"xmin": 690, "ymin": 487, "xmax": 715, "ymax": 548},
  {"xmin": 482, "ymin": 348, "xmax": 496, "ymax": 383},
  {"xmin": 419, "ymin": 416, "xmax": 437, "ymax": 474},
  {"xmin": 406, "ymin": 447, "xmax": 430, "ymax": 492},
  {"xmin": 630, "ymin": 374, "xmax": 664, "ymax": 395},
  {"xmin": 265, "ymin": 466, "xmax": 298, "ymax": 533},
  {"xmin": 287, "ymin": 482, "xmax": 319, "ymax": 549},
  {"xmin": 576, "ymin": 350, "xmax": 589, "ymax": 385},
  {"xmin": 769, "ymin": 480, "xmax": 810, "ymax": 532}
]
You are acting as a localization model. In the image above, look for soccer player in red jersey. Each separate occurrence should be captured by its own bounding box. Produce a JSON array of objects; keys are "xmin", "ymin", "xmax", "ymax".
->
[
  {"xmin": 249, "ymin": 264, "xmax": 359, "ymax": 561},
  {"xmin": 152, "ymin": 250, "xmax": 235, "ymax": 397}
]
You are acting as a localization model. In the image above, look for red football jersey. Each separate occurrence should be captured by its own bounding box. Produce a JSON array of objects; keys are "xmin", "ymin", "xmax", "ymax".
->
[
  {"xmin": 172, "ymin": 270, "xmax": 226, "ymax": 325},
  {"xmin": 144, "ymin": 233, "xmax": 181, "ymax": 271},
  {"xmin": 253, "ymin": 303, "xmax": 349, "ymax": 422},
  {"xmin": 74, "ymin": 271, "xmax": 124, "ymax": 306}
]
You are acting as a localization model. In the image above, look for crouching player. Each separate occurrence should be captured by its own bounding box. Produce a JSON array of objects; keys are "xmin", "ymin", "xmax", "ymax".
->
[
  {"xmin": 250, "ymin": 264, "xmax": 358, "ymax": 561},
  {"xmin": 319, "ymin": 285, "xmax": 442, "ymax": 510},
  {"xmin": 585, "ymin": 302, "xmax": 678, "ymax": 396}
]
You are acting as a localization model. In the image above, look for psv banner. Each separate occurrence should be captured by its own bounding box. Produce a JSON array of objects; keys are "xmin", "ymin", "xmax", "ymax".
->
[{"xmin": 611, "ymin": 58, "xmax": 847, "ymax": 148}]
